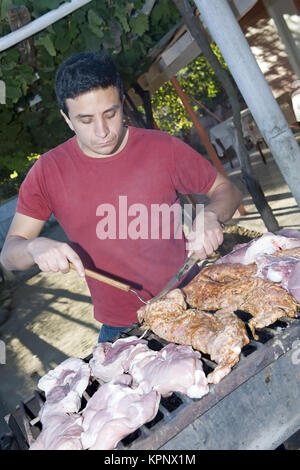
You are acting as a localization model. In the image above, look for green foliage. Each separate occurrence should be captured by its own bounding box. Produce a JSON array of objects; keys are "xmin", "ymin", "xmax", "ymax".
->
[
  {"xmin": 151, "ymin": 48, "xmax": 228, "ymax": 135},
  {"xmin": 0, "ymin": 0, "xmax": 180, "ymax": 199},
  {"xmin": 0, "ymin": 0, "xmax": 228, "ymax": 199},
  {"xmin": 130, "ymin": 13, "xmax": 149, "ymax": 37}
]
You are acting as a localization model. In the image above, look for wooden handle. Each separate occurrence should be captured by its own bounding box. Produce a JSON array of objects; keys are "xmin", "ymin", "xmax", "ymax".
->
[{"xmin": 69, "ymin": 263, "xmax": 131, "ymax": 292}]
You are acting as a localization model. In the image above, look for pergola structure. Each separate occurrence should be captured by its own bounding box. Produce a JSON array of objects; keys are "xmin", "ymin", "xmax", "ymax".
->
[{"xmin": 125, "ymin": 0, "xmax": 300, "ymax": 213}]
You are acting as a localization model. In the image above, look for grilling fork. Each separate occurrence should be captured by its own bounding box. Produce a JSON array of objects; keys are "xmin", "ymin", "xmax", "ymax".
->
[{"xmin": 69, "ymin": 263, "xmax": 148, "ymax": 304}]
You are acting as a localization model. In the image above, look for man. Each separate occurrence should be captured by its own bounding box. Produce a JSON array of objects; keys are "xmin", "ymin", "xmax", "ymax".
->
[{"xmin": 0, "ymin": 51, "xmax": 242, "ymax": 342}]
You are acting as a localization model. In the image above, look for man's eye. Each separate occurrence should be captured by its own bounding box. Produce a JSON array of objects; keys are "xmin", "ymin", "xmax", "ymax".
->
[
  {"xmin": 106, "ymin": 111, "xmax": 116, "ymax": 119},
  {"xmin": 81, "ymin": 120, "xmax": 92, "ymax": 124}
]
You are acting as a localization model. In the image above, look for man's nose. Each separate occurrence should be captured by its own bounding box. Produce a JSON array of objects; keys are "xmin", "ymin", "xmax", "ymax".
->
[{"xmin": 94, "ymin": 118, "xmax": 108, "ymax": 137}]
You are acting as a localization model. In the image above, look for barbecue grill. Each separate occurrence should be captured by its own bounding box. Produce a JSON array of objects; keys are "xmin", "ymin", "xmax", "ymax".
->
[{"xmin": 3, "ymin": 315, "xmax": 300, "ymax": 450}]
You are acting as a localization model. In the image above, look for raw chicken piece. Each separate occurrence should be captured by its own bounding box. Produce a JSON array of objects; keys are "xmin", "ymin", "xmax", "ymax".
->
[
  {"xmin": 90, "ymin": 335, "xmax": 208, "ymax": 398},
  {"xmin": 38, "ymin": 357, "xmax": 90, "ymax": 422},
  {"xmin": 128, "ymin": 342, "xmax": 209, "ymax": 398},
  {"xmin": 81, "ymin": 374, "xmax": 160, "ymax": 450},
  {"xmin": 216, "ymin": 233, "xmax": 300, "ymax": 265},
  {"xmin": 138, "ymin": 289, "xmax": 249, "ymax": 384},
  {"xmin": 276, "ymin": 229, "xmax": 300, "ymax": 239},
  {"xmin": 255, "ymin": 254, "xmax": 299, "ymax": 289},
  {"xmin": 288, "ymin": 262, "xmax": 300, "ymax": 304},
  {"xmin": 89, "ymin": 336, "xmax": 148, "ymax": 382},
  {"xmin": 29, "ymin": 413, "xmax": 83, "ymax": 450}
]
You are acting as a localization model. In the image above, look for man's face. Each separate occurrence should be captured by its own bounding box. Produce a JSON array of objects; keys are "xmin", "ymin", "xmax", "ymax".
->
[{"xmin": 62, "ymin": 86, "xmax": 127, "ymax": 158}]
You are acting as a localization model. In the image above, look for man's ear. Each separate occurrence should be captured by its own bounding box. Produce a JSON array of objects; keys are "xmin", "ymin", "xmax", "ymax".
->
[{"xmin": 60, "ymin": 109, "xmax": 74, "ymax": 131}]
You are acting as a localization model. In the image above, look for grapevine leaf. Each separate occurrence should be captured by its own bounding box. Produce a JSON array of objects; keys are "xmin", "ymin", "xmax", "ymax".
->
[
  {"xmin": 114, "ymin": 9, "xmax": 130, "ymax": 33},
  {"xmin": 31, "ymin": 0, "xmax": 64, "ymax": 16},
  {"xmin": 35, "ymin": 34, "xmax": 56, "ymax": 57},
  {"xmin": 87, "ymin": 10, "xmax": 104, "ymax": 39},
  {"xmin": 82, "ymin": 29, "xmax": 101, "ymax": 51},
  {"xmin": 129, "ymin": 14, "xmax": 149, "ymax": 37},
  {"xmin": 1, "ymin": 0, "xmax": 13, "ymax": 18},
  {"xmin": 5, "ymin": 82, "xmax": 22, "ymax": 103}
]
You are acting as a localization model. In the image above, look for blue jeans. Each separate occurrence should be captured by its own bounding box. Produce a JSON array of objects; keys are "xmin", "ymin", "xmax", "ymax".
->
[{"xmin": 98, "ymin": 324, "xmax": 128, "ymax": 343}]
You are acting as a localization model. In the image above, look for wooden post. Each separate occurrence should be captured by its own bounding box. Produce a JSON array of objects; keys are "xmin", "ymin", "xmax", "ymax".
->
[
  {"xmin": 188, "ymin": 94, "xmax": 222, "ymax": 123},
  {"xmin": 7, "ymin": 6, "xmax": 36, "ymax": 67},
  {"xmin": 170, "ymin": 76, "xmax": 246, "ymax": 215}
]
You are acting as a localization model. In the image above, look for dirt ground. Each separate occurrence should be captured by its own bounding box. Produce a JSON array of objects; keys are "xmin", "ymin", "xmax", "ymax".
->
[
  {"xmin": 0, "ymin": 224, "xmax": 100, "ymax": 436},
  {"xmin": 1, "ymin": 145, "xmax": 300, "ymax": 448}
]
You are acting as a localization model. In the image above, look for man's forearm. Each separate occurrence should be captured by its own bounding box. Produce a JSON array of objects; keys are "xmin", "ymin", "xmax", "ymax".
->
[
  {"xmin": 205, "ymin": 181, "xmax": 243, "ymax": 223},
  {"xmin": 0, "ymin": 236, "xmax": 35, "ymax": 271}
]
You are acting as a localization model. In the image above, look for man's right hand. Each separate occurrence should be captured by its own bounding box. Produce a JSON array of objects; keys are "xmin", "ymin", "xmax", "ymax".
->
[
  {"xmin": 0, "ymin": 213, "xmax": 85, "ymax": 278},
  {"xmin": 27, "ymin": 237, "xmax": 85, "ymax": 277}
]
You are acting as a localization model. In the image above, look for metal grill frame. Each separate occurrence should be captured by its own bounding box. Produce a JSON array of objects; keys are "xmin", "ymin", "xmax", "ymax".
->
[{"xmin": 4, "ymin": 316, "xmax": 300, "ymax": 450}]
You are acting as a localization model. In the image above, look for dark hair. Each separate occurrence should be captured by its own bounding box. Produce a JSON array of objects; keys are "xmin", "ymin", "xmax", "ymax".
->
[{"xmin": 55, "ymin": 51, "xmax": 124, "ymax": 116}]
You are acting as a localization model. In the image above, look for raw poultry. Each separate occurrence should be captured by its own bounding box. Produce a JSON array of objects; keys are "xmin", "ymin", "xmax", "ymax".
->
[
  {"xmin": 89, "ymin": 336, "xmax": 148, "ymax": 383},
  {"xmin": 183, "ymin": 264, "xmax": 299, "ymax": 340},
  {"xmin": 29, "ymin": 413, "xmax": 83, "ymax": 450},
  {"xmin": 81, "ymin": 374, "xmax": 160, "ymax": 450},
  {"xmin": 30, "ymin": 334, "xmax": 209, "ymax": 450},
  {"xmin": 215, "ymin": 232, "xmax": 300, "ymax": 265},
  {"xmin": 137, "ymin": 289, "xmax": 249, "ymax": 384},
  {"xmin": 128, "ymin": 342, "xmax": 208, "ymax": 398},
  {"xmin": 90, "ymin": 336, "xmax": 209, "ymax": 398},
  {"xmin": 37, "ymin": 357, "xmax": 90, "ymax": 423}
]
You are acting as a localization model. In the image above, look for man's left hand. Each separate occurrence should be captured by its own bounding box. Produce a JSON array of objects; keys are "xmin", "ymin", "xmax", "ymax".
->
[{"xmin": 186, "ymin": 210, "xmax": 223, "ymax": 259}]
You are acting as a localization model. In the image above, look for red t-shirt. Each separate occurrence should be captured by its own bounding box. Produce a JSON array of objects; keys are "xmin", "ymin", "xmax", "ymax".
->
[{"xmin": 17, "ymin": 127, "xmax": 217, "ymax": 326}]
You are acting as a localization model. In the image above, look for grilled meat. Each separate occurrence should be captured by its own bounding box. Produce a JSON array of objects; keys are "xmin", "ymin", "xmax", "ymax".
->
[
  {"xmin": 183, "ymin": 274, "xmax": 249, "ymax": 311},
  {"xmin": 184, "ymin": 273, "xmax": 298, "ymax": 340},
  {"xmin": 197, "ymin": 263, "xmax": 257, "ymax": 282},
  {"xmin": 273, "ymin": 247, "xmax": 300, "ymax": 259},
  {"xmin": 240, "ymin": 281, "xmax": 299, "ymax": 339},
  {"xmin": 138, "ymin": 289, "xmax": 249, "ymax": 384}
]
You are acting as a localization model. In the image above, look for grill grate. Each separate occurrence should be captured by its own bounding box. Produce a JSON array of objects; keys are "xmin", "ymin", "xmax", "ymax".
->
[{"xmin": 4, "ymin": 316, "xmax": 300, "ymax": 450}]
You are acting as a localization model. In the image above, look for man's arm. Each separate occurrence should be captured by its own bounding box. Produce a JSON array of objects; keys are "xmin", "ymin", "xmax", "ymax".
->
[
  {"xmin": 186, "ymin": 172, "xmax": 243, "ymax": 259},
  {"xmin": 0, "ymin": 212, "xmax": 85, "ymax": 277},
  {"xmin": 204, "ymin": 171, "xmax": 243, "ymax": 223}
]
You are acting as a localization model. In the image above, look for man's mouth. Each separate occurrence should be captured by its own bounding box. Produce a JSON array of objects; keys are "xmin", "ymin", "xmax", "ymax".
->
[{"xmin": 95, "ymin": 140, "xmax": 114, "ymax": 147}]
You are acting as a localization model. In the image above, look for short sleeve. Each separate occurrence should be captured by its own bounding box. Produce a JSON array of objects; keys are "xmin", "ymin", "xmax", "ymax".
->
[
  {"xmin": 16, "ymin": 157, "xmax": 52, "ymax": 221},
  {"xmin": 169, "ymin": 135, "xmax": 217, "ymax": 194}
]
